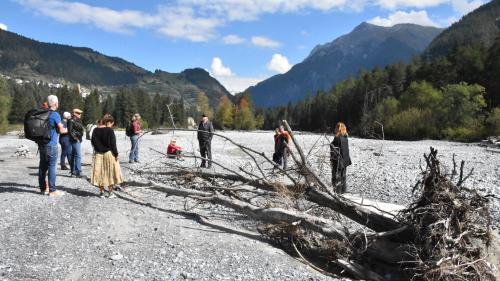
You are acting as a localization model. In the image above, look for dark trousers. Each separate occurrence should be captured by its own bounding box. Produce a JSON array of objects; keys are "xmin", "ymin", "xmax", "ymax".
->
[
  {"xmin": 331, "ymin": 161, "xmax": 347, "ymax": 193},
  {"xmin": 199, "ymin": 140, "xmax": 212, "ymax": 167},
  {"xmin": 59, "ymin": 136, "xmax": 72, "ymax": 168}
]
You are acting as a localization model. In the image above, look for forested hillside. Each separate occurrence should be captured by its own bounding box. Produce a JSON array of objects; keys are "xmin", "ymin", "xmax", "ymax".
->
[{"xmin": 259, "ymin": 1, "xmax": 500, "ymax": 141}]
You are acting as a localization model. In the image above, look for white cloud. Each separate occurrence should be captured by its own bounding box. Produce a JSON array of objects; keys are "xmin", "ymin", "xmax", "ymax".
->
[
  {"xmin": 375, "ymin": 0, "xmax": 449, "ymax": 10},
  {"xmin": 222, "ymin": 34, "xmax": 245, "ymax": 44},
  {"xmin": 251, "ymin": 36, "xmax": 282, "ymax": 48},
  {"xmin": 0, "ymin": 23, "xmax": 7, "ymax": 31},
  {"xmin": 15, "ymin": 0, "xmax": 221, "ymax": 41},
  {"xmin": 216, "ymin": 75, "xmax": 265, "ymax": 94},
  {"xmin": 451, "ymin": 0, "xmax": 484, "ymax": 15},
  {"xmin": 368, "ymin": 10, "xmax": 438, "ymax": 27},
  {"xmin": 210, "ymin": 57, "xmax": 234, "ymax": 77},
  {"xmin": 267, "ymin": 54, "xmax": 293, "ymax": 73}
]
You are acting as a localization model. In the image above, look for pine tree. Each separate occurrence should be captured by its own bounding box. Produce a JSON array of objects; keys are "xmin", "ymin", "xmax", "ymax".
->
[{"xmin": 82, "ymin": 89, "xmax": 102, "ymax": 125}]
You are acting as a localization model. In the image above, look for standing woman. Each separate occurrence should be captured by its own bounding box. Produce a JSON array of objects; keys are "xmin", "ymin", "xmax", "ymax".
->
[
  {"xmin": 128, "ymin": 113, "xmax": 142, "ymax": 163},
  {"xmin": 91, "ymin": 115, "xmax": 123, "ymax": 198},
  {"xmin": 330, "ymin": 122, "xmax": 351, "ymax": 193}
]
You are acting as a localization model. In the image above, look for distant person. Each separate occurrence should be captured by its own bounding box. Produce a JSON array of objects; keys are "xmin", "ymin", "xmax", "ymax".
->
[
  {"xmin": 68, "ymin": 108, "xmax": 84, "ymax": 177},
  {"xmin": 38, "ymin": 95, "xmax": 66, "ymax": 196},
  {"xmin": 59, "ymin": 111, "xmax": 72, "ymax": 170},
  {"xmin": 330, "ymin": 122, "xmax": 352, "ymax": 194},
  {"xmin": 128, "ymin": 113, "xmax": 142, "ymax": 163},
  {"xmin": 90, "ymin": 115, "xmax": 123, "ymax": 198},
  {"xmin": 272, "ymin": 128, "xmax": 281, "ymax": 165},
  {"xmin": 167, "ymin": 138, "xmax": 183, "ymax": 160},
  {"xmin": 276, "ymin": 125, "xmax": 291, "ymax": 169},
  {"xmin": 197, "ymin": 114, "xmax": 214, "ymax": 168}
]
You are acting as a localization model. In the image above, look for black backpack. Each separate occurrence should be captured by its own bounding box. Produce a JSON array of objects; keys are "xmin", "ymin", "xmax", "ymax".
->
[
  {"xmin": 24, "ymin": 109, "xmax": 52, "ymax": 144},
  {"xmin": 125, "ymin": 121, "xmax": 134, "ymax": 137}
]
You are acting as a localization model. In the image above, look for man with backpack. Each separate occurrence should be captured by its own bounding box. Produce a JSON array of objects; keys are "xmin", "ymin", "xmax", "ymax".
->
[
  {"xmin": 26, "ymin": 95, "xmax": 67, "ymax": 196},
  {"xmin": 127, "ymin": 113, "xmax": 142, "ymax": 163},
  {"xmin": 68, "ymin": 108, "xmax": 84, "ymax": 177}
]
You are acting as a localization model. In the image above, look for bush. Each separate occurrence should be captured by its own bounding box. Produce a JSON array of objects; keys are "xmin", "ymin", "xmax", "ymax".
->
[
  {"xmin": 442, "ymin": 117, "xmax": 485, "ymax": 141},
  {"xmin": 386, "ymin": 108, "xmax": 438, "ymax": 140},
  {"xmin": 485, "ymin": 107, "xmax": 500, "ymax": 136}
]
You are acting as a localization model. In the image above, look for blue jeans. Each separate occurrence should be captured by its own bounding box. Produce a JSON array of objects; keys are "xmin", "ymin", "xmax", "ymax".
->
[
  {"xmin": 59, "ymin": 135, "xmax": 72, "ymax": 168},
  {"xmin": 38, "ymin": 144, "xmax": 58, "ymax": 192},
  {"xmin": 129, "ymin": 135, "xmax": 139, "ymax": 162},
  {"xmin": 70, "ymin": 141, "xmax": 81, "ymax": 175}
]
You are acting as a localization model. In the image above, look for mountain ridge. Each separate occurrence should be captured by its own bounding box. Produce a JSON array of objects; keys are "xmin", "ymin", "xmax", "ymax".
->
[
  {"xmin": 246, "ymin": 22, "xmax": 443, "ymax": 107},
  {"xmin": 0, "ymin": 29, "xmax": 230, "ymax": 106}
]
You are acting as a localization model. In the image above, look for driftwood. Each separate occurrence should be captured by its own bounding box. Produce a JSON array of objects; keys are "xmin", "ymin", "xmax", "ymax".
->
[{"xmin": 124, "ymin": 119, "xmax": 494, "ymax": 280}]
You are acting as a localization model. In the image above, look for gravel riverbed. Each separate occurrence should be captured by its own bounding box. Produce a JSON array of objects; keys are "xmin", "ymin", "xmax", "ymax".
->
[{"xmin": 0, "ymin": 131, "xmax": 498, "ymax": 280}]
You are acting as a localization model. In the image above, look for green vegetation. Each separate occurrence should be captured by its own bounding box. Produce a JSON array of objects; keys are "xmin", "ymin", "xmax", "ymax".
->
[{"xmin": 262, "ymin": 40, "xmax": 500, "ymax": 141}]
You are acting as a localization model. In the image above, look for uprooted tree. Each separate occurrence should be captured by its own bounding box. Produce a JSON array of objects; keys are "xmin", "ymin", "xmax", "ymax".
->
[{"xmin": 123, "ymin": 120, "xmax": 495, "ymax": 281}]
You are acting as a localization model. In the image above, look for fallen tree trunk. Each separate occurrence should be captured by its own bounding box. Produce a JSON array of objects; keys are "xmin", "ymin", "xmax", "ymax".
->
[
  {"xmin": 306, "ymin": 187, "xmax": 403, "ymax": 233},
  {"xmin": 149, "ymin": 182, "xmax": 348, "ymax": 241}
]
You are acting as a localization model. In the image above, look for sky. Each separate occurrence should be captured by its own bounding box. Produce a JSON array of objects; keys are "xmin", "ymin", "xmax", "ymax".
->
[{"xmin": 0, "ymin": 0, "xmax": 488, "ymax": 93}]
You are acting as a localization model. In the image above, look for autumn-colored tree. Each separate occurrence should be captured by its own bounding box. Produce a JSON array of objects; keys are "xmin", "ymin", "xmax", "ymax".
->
[{"xmin": 214, "ymin": 96, "xmax": 234, "ymax": 129}]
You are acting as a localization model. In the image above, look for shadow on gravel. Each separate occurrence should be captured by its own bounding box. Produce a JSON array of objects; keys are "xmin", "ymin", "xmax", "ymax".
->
[
  {"xmin": 59, "ymin": 186, "xmax": 97, "ymax": 197},
  {"xmin": 0, "ymin": 182, "xmax": 39, "ymax": 194},
  {"xmin": 115, "ymin": 192, "xmax": 265, "ymax": 243}
]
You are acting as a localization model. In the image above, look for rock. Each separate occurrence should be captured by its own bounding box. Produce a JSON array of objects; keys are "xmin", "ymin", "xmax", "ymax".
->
[{"xmin": 110, "ymin": 254, "xmax": 123, "ymax": 260}]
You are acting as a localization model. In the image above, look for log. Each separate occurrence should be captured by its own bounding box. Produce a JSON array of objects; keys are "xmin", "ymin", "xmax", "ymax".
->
[
  {"xmin": 149, "ymin": 182, "xmax": 348, "ymax": 241},
  {"xmin": 306, "ymin": 187, "xmax": 402, "ymax": 232},
  {"xmin": 334, "ymin": 259, "xmax": 386, "ymax": 281}
]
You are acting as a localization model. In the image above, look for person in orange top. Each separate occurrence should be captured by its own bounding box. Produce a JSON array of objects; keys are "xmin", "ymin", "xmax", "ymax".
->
[
  {"xmin": 167, "ymin": 138, "xmax": 183, "ymax": 160},
  {"xmin": 276, "ymin": 125, "xmax": 291, "ymax": 169}
]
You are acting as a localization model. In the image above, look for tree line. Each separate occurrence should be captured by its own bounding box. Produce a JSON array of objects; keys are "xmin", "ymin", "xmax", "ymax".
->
[
  {"xmin": 260, "ymin": 38, "xmax": 500, "ymax": 141},
  {"xmin": 0, "ymin": 77, "xmax": 265, "ymax": 133}
]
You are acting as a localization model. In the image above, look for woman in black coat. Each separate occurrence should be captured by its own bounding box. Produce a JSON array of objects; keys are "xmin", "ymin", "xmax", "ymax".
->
[{"xmin": 330, "ymin": 122, "xmax": 351, "ymax": 193}]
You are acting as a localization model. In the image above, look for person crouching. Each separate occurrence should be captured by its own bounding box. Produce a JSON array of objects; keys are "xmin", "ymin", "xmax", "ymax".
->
[
  {"xmin": 167, "ymin": 139, "xmax": 183, "ymax": 160},
  {"xmin": 90, "ymin": 115, "xmax": 123, "ymax": 198}
]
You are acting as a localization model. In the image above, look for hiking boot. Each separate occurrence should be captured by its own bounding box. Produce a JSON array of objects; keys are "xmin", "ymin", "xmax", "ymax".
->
[
  {"xmin": 99, "ymin": 192, "xmax": 106, "ymax": 198},
  {"xmin": 129, "ymin": 160, "xmax": 134, "ymax": 163},
  {"xmin": 61, "ymin": 166, "xmax": 69, "ymax": 170},
  {"xmin": 48, "ymin": 191, "xmax": 65, "ymax": 197},
  {"xmin": 107, "ymin": 192, "xmax": 116, "ymax": 199}
]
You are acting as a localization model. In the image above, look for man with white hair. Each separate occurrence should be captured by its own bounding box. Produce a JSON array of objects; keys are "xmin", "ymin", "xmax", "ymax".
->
[
  {"xmin": 38, "ymin": 95, "xmax": 66, "ymax": 196},
  {"xmin": 59, "ymin": 111, "xmax": 72, "ymax": 170}
]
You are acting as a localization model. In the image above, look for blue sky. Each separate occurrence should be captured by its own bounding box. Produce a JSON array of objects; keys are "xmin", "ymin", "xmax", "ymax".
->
[{"xmin": 0, "ymin": 0, "xmax": 487, "ymax": 93}]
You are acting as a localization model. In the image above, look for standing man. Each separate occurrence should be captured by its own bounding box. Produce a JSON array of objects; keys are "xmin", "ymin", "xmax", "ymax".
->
[
  {"xmin": 197, "ymin": 114, "xmax": 214, "ymax": 168},
  {"xmin": 39, "ymin": 95, "xmax": 67, "ymax": 196},
  {"xmin": 68, "ymin": 108, "xmax": 84, "ymax": 177},
  {"xmin": 129, "ymin": 113, "xmax": 142, "ymax": 163}
]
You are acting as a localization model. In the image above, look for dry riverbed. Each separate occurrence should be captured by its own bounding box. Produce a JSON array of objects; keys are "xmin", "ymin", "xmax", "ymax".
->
[{"xmin": 0, "ymin": 131, "xmax": 498, "ymax": 280}]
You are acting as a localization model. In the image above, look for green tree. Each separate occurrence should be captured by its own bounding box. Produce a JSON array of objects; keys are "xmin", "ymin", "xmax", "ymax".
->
[
  {"xmin": 214, "ymin": 96, "xmax": 234, "ymax": 129},
  {"xmin": 196, "ymin": 92, "xmax": 213, "ymax": 119},
  {"xmin": 485, "ymin": 107, "xmax": 500, "ymax": 136},
  {"xmin": 9, "ymin": 85, "xmax": 36, "ymax": 123},
  {"xmin": 0, "ymin": 77, "xmax": 11, "ymax": 133},
  {"xmin": 233, "ymin": 98, "xmax": 256, "ymax": 130},
  {"xmin": 82, "ymin": 89, "xmax": 102, "ymax": 125}
]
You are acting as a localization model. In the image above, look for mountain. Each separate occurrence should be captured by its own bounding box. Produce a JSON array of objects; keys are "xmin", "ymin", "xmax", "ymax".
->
[
  {"xmin": 246, "ymin": 23, "xmax": 443, "ymax": 107},
  {"xmin": 0, "ymin": 29, "xmax": 231, "ymax": 106},
  {"xmin": 424, "ymin": 0, "xmax": 500, "ymax": 59}
]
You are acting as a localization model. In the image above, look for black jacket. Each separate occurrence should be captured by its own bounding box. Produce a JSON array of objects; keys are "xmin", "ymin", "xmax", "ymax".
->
[
  {"xmin": 330, "ymin": 136, "xmax": 351, "ymax": 168},
  {"xmin": 197, "ymin": 121, "xmax": 214, "ymax": 143},
  {"xmin": 67, "ymin": 117, "xmax": 84, "ymax": 142}
]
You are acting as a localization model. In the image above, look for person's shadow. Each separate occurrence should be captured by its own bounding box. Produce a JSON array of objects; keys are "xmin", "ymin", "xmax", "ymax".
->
[
  {"xmin": 0, "ymin": 182, "xmax": 40, "ymax": 194},
  {"xmin": 0, "ymin": 182, "xmax": 97, "ymax": 197}
]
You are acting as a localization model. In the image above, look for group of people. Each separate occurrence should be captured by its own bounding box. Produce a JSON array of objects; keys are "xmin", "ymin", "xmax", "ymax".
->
[
  {"xmin": 272, "ymin": 122, "xmax": 351, "ymax": 193},
  {"xmin": 35, "ymin": 94, "xmax": 350, "ymax": 197}
]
